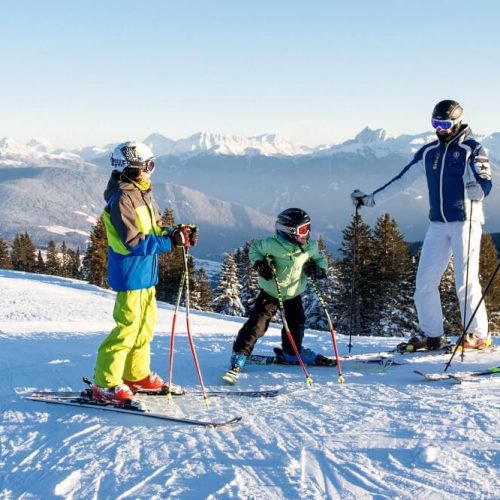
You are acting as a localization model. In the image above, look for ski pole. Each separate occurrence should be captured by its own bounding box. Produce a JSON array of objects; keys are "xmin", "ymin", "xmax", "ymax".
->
[
  {"xmin": 270, "ymin": 261, "xmax": 313, "ymax": 386},
  {"xmin": 182, "ymin": 246, "xmax": 210, "ymax": 406},
  {"xmin": 309, "ymin": 279, "xmax": 345, "ymax": 383},
  {"xmin": 444, "ymin": 258, "xmax": 500, "ymax": 372},
  {"xmin": 167, "ymin": 269, "xmax": 186, "ymax": 399},
  {"xmin": 460, "ymin": 201, "xmax": 474, "ymax": 361},
  {"xmin": 348, "ymin": 203, "xmax": 361, "ymax": 353}
]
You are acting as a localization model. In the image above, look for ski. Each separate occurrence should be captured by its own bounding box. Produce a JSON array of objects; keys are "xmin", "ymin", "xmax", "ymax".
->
[
  {"xmin": 24, "ymin": 393, "xmax": 242, "ymax": 428},
  {"xmin": 392, "ymin": 343, "xmax": 453, "ymax": 355},
  {"xmin": 246, "ymin": 351, "xmax": 405, "ymax": 367},
  {"xmin": 414, "ymin": 366, "xmax": 500, "ymax": 382},
  {"xmin": 30, "ymin": 386, "xmax": 281, "ymax": 400}
]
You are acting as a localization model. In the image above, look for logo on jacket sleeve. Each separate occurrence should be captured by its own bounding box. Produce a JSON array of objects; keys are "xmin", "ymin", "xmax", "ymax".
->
[{"xmin": 473, "ymin": 155, "xmax": 491, "ymax": 180}]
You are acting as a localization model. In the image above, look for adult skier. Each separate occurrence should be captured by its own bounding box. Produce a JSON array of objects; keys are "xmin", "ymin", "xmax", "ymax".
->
[
  {"xmin": 92, "ymin": 141, "xmax": 197, "ymax": 405},
  {"xmin": 351, "ymin": 99, "xmax": 492, "ymax": 351},
  {"xmin": 222, "ymin": 208, "xmax": 329, "ymax": 383}
]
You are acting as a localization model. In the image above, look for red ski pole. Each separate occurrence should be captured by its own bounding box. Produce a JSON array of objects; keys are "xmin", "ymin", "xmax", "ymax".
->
[
  {"xmin": 271, "ymin": 264, "xmax": 313, "ymax": 386},
  {"xmin": 167, "ymin": 270, "xmax": 186, "ymax": 398},
  {"xmin": 310, "ymin": 279, "xmax": 344, "ymax": 383},
  {"xmin": 182, "ymin": 246, "xmax": 210, "ymax": 406}
]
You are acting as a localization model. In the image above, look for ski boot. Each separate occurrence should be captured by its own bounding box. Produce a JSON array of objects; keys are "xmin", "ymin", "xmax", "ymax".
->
[
  {"xmin": 456, "ymin": 334, "xmax": 492, "ymax": 351},
  {"xmin": 221, "ymin": 352, "xmax": 247, "ymax": 385},
  {"xmin": 397, "ymin": 335, "xmax": 447, "ymax": 353},
  {"xmin": 124, "ymin": 372, "xmax": 184, "ymax": 396},
  {"xmin": 91, "ymin": 384, "xmax": 146, "ymax": 410},
  {"xmin": 275, "ymin": 347, "xmax": 327, "ymax": 365}
]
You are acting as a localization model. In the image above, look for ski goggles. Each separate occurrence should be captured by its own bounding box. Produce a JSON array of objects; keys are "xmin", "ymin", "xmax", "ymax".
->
[
  {"xmin": 296, "ymin": 222, "xmax": 311, "ymax": 236},
  {"xmin": 129, "ymin": 158, "xmax": 156, "ymax": 174},
  {"xmin": 431, "ymin": 118, "xmax": 457, "ymax": 130},
  {"xmin": 276, "ymin": 221, "xmax": 311, "ymax": 236}
]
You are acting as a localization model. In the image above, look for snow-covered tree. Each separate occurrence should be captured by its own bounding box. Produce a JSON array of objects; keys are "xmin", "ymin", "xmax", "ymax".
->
[
  {"xmin": 211, "ymin": 252, "xmax": 245, "ymax": 316},
  {"xmin": 191, "ymin": 268, "xmax": 213, "ymax": 311},
  {"xmin": 236, "ymin": 241, "xmax": 259, "ymax": 316}
]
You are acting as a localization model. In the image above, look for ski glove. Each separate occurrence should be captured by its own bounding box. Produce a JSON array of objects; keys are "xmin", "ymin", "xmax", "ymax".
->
[
  {"xmin": 465, "ymin": 181, "xmax": 484, "ymax": 202},
  {"xmin": 169, "ymin": 224, "xmax": 198, "ymax": 248},
  {"xmin": 254, "ymin": 260, "xmax": 274, "ymax": 280},
  {"xmin": 351, "ymin": 189, "xmax": 375, "ymax": 207},
  {"xmin": 304, "ymin": 260, "xmax": 327, "ymax": 280}
]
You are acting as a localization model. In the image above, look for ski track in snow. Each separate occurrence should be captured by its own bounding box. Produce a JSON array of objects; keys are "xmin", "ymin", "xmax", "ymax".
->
[{"xmin": 0, "ymin": 270, "xmax": 499, "ymax": 499}]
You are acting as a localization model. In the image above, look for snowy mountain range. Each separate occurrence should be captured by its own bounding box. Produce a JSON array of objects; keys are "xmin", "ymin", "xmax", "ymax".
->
[{"xmin": 0, "ymin": 128, "xmax": 498, "ymax": 257}]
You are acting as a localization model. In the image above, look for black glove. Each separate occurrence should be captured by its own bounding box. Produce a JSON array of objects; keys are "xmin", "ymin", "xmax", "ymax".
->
[
  {"xmin": 170, "ymin": 224, "xmax": 198, "ymax": 248},
  {"xmin": 254, "ymin": 260, "xmax": 274, "ymax": 280},
  {"xmin": 304, "ymin": 260, "xmax": 327, "ymax": 280}
]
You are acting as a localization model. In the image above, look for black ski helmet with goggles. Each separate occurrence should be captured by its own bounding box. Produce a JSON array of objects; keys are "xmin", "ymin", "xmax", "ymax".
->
[
  {"xmin": 431, "ymin": 100, "xmax": 463, "ymax": 137},
  {"xmin": 110, "ymin": 141, "xmax": 156, "ymax": 176},
  {"xmin": 275, "ymin": 208, "xmax": 312, "ymax": 243}
]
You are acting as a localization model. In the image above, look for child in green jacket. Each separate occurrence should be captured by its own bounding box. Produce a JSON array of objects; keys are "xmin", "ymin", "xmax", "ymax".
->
[{"xmin": 224, "ymin": 208, "xmax": 328, "ymax": 382}]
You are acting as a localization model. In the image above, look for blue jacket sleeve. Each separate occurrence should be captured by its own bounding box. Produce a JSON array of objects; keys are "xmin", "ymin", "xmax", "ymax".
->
[{"xmin": 129, "ymin": 233, "xmax": 172, "ymax": 256}]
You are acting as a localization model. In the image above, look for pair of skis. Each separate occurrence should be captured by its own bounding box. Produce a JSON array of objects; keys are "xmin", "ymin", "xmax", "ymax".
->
[{"xmin": 25, "ymin": 380, "xmax": 282, "ymax": 427}]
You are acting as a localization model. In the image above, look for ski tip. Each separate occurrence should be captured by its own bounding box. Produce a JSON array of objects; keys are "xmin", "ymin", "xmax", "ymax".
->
[{"xmin": 210, "ymin": 416, "xmax": 243, "ymax": 428}]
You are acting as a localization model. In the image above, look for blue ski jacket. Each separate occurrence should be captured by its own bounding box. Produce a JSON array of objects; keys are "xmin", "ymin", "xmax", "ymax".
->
[
  {"xmin": 373, "ymin": 125, "xmax": 492, "ymax": 223},
  {"xmin": 103, "ymin": 171, "xmax": 172, "ymax": 291}
]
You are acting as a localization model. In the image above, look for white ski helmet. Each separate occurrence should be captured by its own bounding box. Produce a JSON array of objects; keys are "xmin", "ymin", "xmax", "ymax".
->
[{"xmin": 110, "ymin": 141, "xmax": 155, "ymax": 173}]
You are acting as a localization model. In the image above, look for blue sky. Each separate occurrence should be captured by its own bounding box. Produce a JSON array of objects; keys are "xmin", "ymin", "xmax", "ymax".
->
[{"xmin": 2, "ymin": 0, "xmax": 499, "ymax": 148}]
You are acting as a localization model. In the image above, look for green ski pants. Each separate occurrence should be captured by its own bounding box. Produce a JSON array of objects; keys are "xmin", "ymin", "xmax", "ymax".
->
[{"xmin": 94, "ymin": 287, "xmax": 157, "ymax": 388}]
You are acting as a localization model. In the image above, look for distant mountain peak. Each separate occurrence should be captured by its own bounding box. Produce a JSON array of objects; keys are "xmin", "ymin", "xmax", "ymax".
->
[{"xmin": 354, "ymin": 127, "xmax": 392, "ymax": 143}]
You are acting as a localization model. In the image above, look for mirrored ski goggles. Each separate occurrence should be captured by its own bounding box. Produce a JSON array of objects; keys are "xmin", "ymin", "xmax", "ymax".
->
[
  {"xmin": 130, "ymin": 158, "xmax": 156, "ymax": 174},
  {"xmin": 431, "ymin": 118, "xmax": 456, "ymax": 130},
  {"xmin": 276, "ymin": 221, "xmax": 311, "ymax": 236},
  {"xmin": 296, "ymin": 222, "xmax": 311, "ymax": 235}
]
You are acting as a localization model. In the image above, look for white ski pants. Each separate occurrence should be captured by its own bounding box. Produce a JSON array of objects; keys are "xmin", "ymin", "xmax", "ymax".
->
[{"xmin": 414, "ymin": 220, "xmax": 488, "ymax": 338}]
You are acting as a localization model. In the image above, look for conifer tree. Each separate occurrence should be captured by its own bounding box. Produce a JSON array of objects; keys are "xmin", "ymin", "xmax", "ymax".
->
[
  {"xmin": 69, "ymin": 248, "xmax": 82, "ymax": 279},
  {"xmin": 371, "ymin": 213, "xmax": 416, "ymax": 336},
  {"xmin": 82, "ymin": 218, "xmax": 108, "ymax": 288},
  {"xmin": 236, "ymin": 241, "xmax": 259, "ymax": 316},
  {"xmin": 36, "ymin": 250, "xmax": 45, "ymax": 274},
  {"xmin": 191, "ymin": 268, "xmax": 213, "ymax": 311},
  {"xmin": 337, "ymin": 213, "xmax": 377, "ymax": 335},
  {"xmin": 479, "ymin": 233, "xmax": 500, "ymax": 332},
  {"xmin": 211, "ymin": 252, "xmax": 245, "ymax": 316},
  {"xmin": 59, "ymin": 241, "xmax": 72, "ymax": 278},
  {"xmin": 304, "ymin": 236, "xmax": 337, "ymax": 330},
  {"xmin": 439, "ymin": 258, "xmax": 462, "ymax": 336},
  {"xmin": 157, "ymin": 208, "xmax": 185, "ymax": 303},
  {"xmin": 45, "ymin": 240, "xmax": 61, "ymax": 276},
  {"xmin": 0, "ymin": 237, "xmax": 13, "ymax": 269},
  {"xmin": 10, "ymin": 232, "xmax": 36, "ymax": 272}
]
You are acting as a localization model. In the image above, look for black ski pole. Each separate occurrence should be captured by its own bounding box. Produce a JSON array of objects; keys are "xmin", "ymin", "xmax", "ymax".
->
[
  {"xmin": 444, "ymin": 258, "xmax": 499, "ymax": 372},
  {"xmin": 309, "ymin": 279, "xmax": 345, "ymax": 383},
  {"xmin": 348, "ymin": 203, "xmax": 361, "ymax": 353},
  {"xmin": 270, "ymin": 260, "xmax": 313, "ymax": 386}
]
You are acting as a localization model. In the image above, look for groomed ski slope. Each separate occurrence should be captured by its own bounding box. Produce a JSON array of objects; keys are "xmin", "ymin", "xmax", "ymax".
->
[{"xmin": 0, "ymin": 270, "xmax": 499, "ymax": 499}]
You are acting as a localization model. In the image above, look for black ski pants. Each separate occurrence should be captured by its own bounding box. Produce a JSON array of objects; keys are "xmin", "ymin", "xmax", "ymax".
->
[{"xmin": 232, "ymin": 290, "xmax": 305, "ymax": 356}]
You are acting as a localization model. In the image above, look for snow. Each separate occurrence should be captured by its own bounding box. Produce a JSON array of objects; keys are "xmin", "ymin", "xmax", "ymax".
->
[
  {"xmin": 1, "ymin": 269, "xmax": 499, "ymax": 498},
  {"xmin": 38, "ymin": 225, "xmax": 90, "ymax": 237}
]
